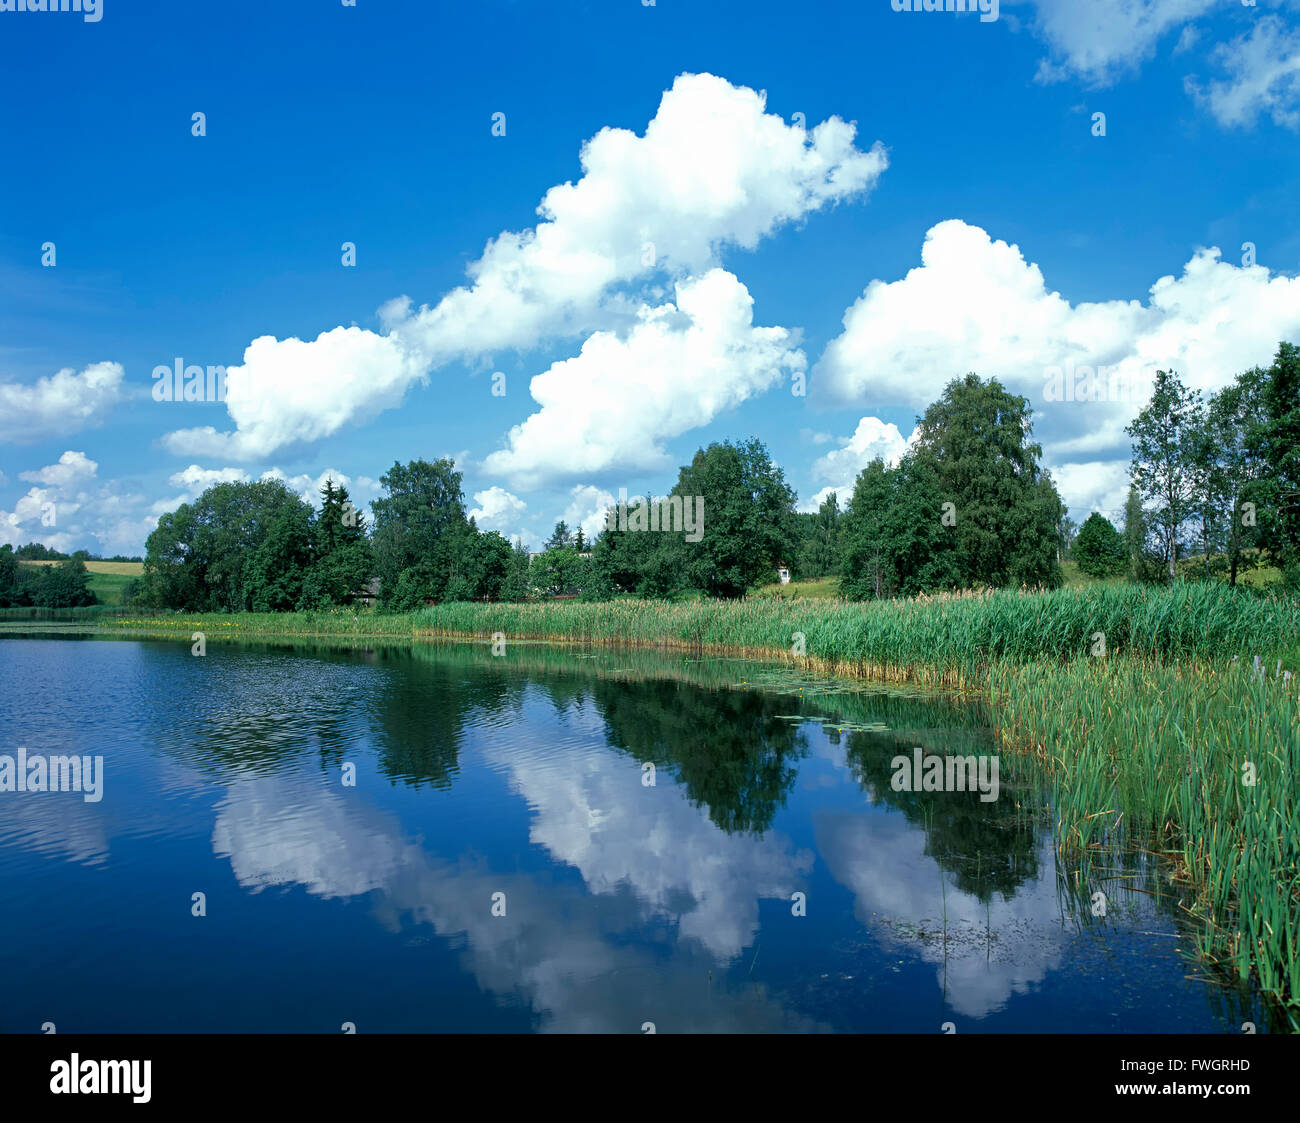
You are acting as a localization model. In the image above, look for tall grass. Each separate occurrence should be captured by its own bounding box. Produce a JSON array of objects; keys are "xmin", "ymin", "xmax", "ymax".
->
[
  {"xmin": 991, "ymin": 657, "xmax": 1300, "ymax": 1017},
  {"xmin": 411, "ymin": 583, "xmax": 1300, "ymax": 679},
  {"xmin": 60, "ymin": 583, "xmax": 1299, "ymax": 674}
]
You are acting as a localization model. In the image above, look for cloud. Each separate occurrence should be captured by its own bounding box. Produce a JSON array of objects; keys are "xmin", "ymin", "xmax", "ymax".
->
[
  {"xmin": 561, "ymin": 485, "xmax": 617, "ymax": 542},
  {"xmin": 801, "ymin": 417, "xmax": 912, "ymax": 513},
  {"xmin": 468, "ymin": 486, "xmax": 528, "ymax": 535},
  {"xmin": 161, "ymin": 328, "xmax": 423, "ymax": 460},
  {"xmin": 259, "ymin": 467, "xmax": 380, "ymax": 508},
  {"xmin": 1188, "ymin": 15, "xmax": 1300, "ymax": 129},
  {"xmin": 816, "ymin": 219, "xmax": 1300, "ymax": 517},
  {"xmin": 1047, "ymin": 460, "xmax": 1132, "ymax": 520},
  {"xmin": 19, "ymin": 450, "xmax": 99, "ymax": 488},
  {"xmin": 818, "ymin": 219, "xmax": 1300, "ymax": 410},
  {"xmin": 483, "ymin": 269, "xmax": 805, "ymax": 485},
  {"xmin": 161, "ymin": 73, "xmax": 885, "ymax": 461},
  {"xmin": 1021, "ymin": 0, "xmax": 1217, "ymax": 87},
  {"xmin": 1, "ymin": 450, "xmax": 154, "ymax": 556},
  {"xmin": 149, "ymin": 466, "xmax": 379, "ymax": 523},
  {"xmin": 167, "ymin": 465, "xmax": 251, "ymax": 492},
  {"xmin": 0, "ymin": 362, "xmax": 124, "ymax": 444}
]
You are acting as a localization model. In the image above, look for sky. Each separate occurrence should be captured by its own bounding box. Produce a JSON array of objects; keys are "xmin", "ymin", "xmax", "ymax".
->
[{"xmin": 1, "ymin": 0, "xmax": 1298, "ymax": 555}]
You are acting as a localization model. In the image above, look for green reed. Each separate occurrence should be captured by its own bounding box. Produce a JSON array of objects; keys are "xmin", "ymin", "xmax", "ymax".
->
[{"xmin": 990, "ymin": 656, "xmax": 1300, "ymax": 1018}]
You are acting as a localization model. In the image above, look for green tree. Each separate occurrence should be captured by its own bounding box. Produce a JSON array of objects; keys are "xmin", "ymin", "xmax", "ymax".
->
[
  {"xmin": 673, "ymin": 438, "xmax": 797, "ymax": 598},
  {"xmin": 841, "ymin": 455, "xmax": 961, "ymax": 599},
  {"xmin": 1260, "ymin": 342, "xmax": 1300, "ymax": 574},
  {"xmin": 1072, "ymin": 513, "xmax": 1126, "ymax": 577},
  {"xmin": 544, "ymin": 520, "xmax": 574, "ymax": 551},
  {"xmin": 795, "ymin": 492, "xmax": 845, "ymax": 578},
  {"xmin": 531, "ymin": 547, "xmax": 579, "ymax": 597},
  {"xmin": 910, "ymin": 373, "xmax": 1064, "ymax": 589},
  {"xmin": 32, "ymin": 558, "xmax": 98, "ymax": 608},
  {"xmin": 0, "ymin": 545, "xmax": 34, "ymax": 607},
  {"xmin": 301, "ymin": 478, "xmax": 373, "ymax": 608},
  {"xmin": 1205, "ymin": 366, "xmax": 1269, "ymax": 586},
  {"xmin": 371, "ymin": 458, "xmax": 470, "ymax": 608},
  {"xmin": 500, "ymin": 540, "xmax": 533, "ymax": 602},
  {"xmin": 1127, "ymin": 368, "xmax": 1203, "ymax": 584},
  {"xmin": 1058, "ymin": 514, "xmax": 1078, "ymax": 561},
  {"xmin": 142, "ymin": 480, "xmax": 314, "ymax": 610}
]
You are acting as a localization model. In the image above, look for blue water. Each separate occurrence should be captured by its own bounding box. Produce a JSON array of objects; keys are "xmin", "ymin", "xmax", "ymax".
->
[{"xmin": 0, "ymin": 635, "xmax": 1270, "ymax": 1033}]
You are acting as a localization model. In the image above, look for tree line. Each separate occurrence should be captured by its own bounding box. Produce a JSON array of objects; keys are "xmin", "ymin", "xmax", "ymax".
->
[{"xmin": 11, "ymin": 340, "xmax": 1292, "ymax": 614}]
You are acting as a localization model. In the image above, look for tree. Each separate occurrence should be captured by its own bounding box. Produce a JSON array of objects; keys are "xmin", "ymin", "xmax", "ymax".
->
[
  {"xmin": 142, "ymin": 480, "xmax": 314, "ymax": 611},
  {"xmin": 371, "ymin": 458, "xmax": 470, "ymax": 608},
  {"xmin": 910, "ymin": 373, "xmax": 1064, "ymax": 589},
  {"xmin": 1072, "ymin": 513, "xmax": 1126, "ymax": 577},
  {"xmin": 32, "ymin": 558, "xmax": 98, "ymax": 608},
  {"xmin": 672, "ymin": 438, "xmax": 798, "ymax": 598},
  {"xmin": 500, "ymin": 540, "xmax": 533, "ymax": 602},
  {"xmin": 1205, "ymin": 366, "xmax": 1269, "ymax": 586},
  {"xmin": 795, "ymin": 492, "xmax": 846, "ymax": 579},
  {"xmin": 1260, "ymin": 342, "xmax": 1300, "ymax": 574},
  {"xmin": 1127, "ymin": 368, "xmax": 1203, "ymax": 584},
  {"xmin": 1058, "ymin": 514, "xmax": 1079, "ymax": 561},
  {"xmin": 300, "ymin": 478, "xmax": 373, "ymax": 608},
  {"xmin": 531, "ymin": 547, "xmax": 579, "ymax": 597},
  {"xmin": 544, "ymin": 521, "xmax": 574, "ymax": 552},
  {"xmin": 0, "ymin": 545, "xmax": 34, "ymax": 607},
  {"xmin": 841, "ymin": 455, "xmax": 961, "ymax": 599},
  {"xmin": 592, "ymin": 516, "xmax": 677, "ymax": 598}
]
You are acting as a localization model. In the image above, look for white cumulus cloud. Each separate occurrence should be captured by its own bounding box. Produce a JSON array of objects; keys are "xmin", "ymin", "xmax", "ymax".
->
[
  {"xmin": 801, "ymin": 417, "xmax": 912, "ymax": 513},
  {"xmin": 483, "ymin": 269, "xmax": 804, "ymax": 486},
  {"xmin": 160, "ymin": 73, "xmax": 885, "ymax": 461},
  {"xmin": 0, "ymin": 362, "xmax": 125, "ymax": 444},
  {"xmin": 468, "ymin": 486, "xmax": 528, "ymax": 534},
  {"xmin": 816, "ymin": 219, "xmax": 1300, "ymax": 518}
]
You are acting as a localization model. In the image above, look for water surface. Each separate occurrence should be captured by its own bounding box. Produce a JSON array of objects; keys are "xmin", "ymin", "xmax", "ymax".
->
[{"xmin": 0, "ymin": 635, "xmax": 1269, "ymax": 1032}]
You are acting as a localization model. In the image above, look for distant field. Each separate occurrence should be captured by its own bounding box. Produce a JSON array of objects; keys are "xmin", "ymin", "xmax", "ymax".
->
[
  {"xmin": 18, "ymin": 560, "xmax": 142, "ymax": 605},
  {"xmin": 20, "ymin": 560, "xmax": 143, "ymax": 576},
  {"xmin": 753, "ymin": 576, "xmax": 840, "ymax": 599}
]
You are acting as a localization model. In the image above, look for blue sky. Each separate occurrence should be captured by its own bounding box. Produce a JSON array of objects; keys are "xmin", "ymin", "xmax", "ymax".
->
[{"xmin": 2, "ymin": 0, "xmax": 1298, "ymax": 554}]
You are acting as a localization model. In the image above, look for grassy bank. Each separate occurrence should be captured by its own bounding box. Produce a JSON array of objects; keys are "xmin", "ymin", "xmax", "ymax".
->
[{"xmin": 24, "ymin": 582, "xmax": 1300, "ymax": 1017}]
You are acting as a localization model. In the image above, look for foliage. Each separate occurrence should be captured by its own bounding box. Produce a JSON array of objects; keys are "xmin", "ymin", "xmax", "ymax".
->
[
  {"xmin": 1072, "ymin": 512, "xmax": 1127, "ymax": 577},
  {"xmin": 31, "ymin": 557, "xmax": 98, "ymax": 608}
]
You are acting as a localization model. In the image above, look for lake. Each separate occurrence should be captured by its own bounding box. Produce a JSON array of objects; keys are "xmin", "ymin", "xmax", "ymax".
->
[{"xmin": 0, "ymin": 634, "xmax": 1271, "ymax": 1033}]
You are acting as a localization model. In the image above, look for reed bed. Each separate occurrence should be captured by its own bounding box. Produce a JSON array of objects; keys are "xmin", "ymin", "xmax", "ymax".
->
[
  {"xmin": 990, "ymin": 657, "xmax": 1300, "ymax": 1016},
  {"xmin": 412, "ymin": 583, "xmax": 1300, "ymax": 676}
]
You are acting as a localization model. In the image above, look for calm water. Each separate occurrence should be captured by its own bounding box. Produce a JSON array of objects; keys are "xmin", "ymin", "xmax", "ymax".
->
[{"xmin": 0, "ymin": 634, "xmax": 1270, "ymax": 1033}]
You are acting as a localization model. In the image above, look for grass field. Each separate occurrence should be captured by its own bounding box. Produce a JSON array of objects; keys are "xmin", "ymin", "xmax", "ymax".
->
[
  {"xmin": 20, "ymin": 560, "xmax": 144, "ymax": 575},
  {"xmin": 752, "ymin": 576, "xmax": 841, "ymax": 599}
]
